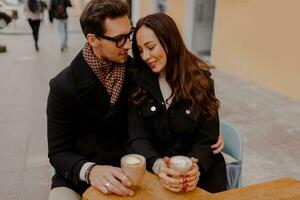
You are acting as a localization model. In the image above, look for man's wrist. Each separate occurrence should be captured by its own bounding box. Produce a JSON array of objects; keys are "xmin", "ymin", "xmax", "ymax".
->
[
  {"xmin": 84, "ymin": 163, "xmax": 97, "ymax": 185},
  {"xmin": 79, "ymin": 162, "xmax": 96, "ymax": 183}
]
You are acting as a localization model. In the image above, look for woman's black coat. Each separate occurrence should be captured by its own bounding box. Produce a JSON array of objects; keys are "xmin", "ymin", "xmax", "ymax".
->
[
  {"xmin": 127, "ymin": 68, "xmax": 227, "ymax": 193},
  {"xmin": 47, "ymin": 51, "xmax": 132, "ymax": 194}
]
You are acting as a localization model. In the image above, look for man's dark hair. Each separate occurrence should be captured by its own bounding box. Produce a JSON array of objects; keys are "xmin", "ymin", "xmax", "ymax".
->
[{"xmin": 80, "ymin": 0, "xmax": 129, "ymax": 37}]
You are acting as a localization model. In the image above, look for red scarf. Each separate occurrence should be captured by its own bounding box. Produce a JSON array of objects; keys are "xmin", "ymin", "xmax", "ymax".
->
[{"xmin": 83, "ymin": 42, "xmax": 125, "ymax": 105}]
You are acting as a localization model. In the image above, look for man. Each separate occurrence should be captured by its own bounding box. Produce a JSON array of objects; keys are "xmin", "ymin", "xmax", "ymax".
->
[
  {"xmin": 47, "ymin": 0, "xmax": 134, "ymax": 199},
  {"xmin": 50, "ymin": 0, "xmax": 72, "ymax": 51},
  {"xmin": 47, "ymin": 0, "xmax": 224, "ymax": 199}
]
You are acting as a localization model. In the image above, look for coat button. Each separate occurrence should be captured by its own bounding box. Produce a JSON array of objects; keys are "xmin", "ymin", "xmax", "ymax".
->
[
  {"xmin": 161, "ymin": 101, "xmax": 165, "ymax": 105},
  {"xmin": 150, "ymin": 106, "xmax": 156, "ymax": 112},
  {"xmin": 64, "ymin": 172, "xmax": 69, "ymax": 179},
  {"xmin": 185, "ymin": 109, "xmax": 191, "ymax": 115}
]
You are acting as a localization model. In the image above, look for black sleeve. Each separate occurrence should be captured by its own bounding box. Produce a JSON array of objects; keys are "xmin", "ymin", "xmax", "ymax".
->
[
  {"xmin": 47, "ymin": 78, "xmax": 87, "ymax": 186},
  {"xmin": 187, "ymin": 77, "xmax": 220, "ymax": 173},
  {"xmin": 187, "ymin": 115, "xmax": 219, "ymax": 173},
  {"xmin": 66, "ymin": 0, "xmax": 71, "ymax": 7},
  {"xmin": 127, "ymin": 106, "xmax": 161, "ymax": 171}
]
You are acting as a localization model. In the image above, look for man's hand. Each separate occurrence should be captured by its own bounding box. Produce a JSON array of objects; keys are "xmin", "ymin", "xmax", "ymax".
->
[
  {"xmin": 89, "ymin": 165, "xmax": 134, "ymax": 196},
  {"xmin": 211, "ymin": 134, "xmax": 224, "ymax": 154}
]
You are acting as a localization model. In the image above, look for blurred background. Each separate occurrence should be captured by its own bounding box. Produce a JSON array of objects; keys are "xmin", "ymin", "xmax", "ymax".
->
[{"xmin": 0, "ymin": 0, "xmax": 299, "ymax": 199}]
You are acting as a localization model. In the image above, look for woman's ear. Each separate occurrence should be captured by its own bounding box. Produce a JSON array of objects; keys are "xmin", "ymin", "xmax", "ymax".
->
[{"xmin": 86, "ymin": 33, "xmax": 98, "ymax": 47}]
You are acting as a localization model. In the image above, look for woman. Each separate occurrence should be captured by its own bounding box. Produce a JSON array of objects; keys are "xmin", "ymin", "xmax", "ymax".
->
[
  {"xmin": 127, "ymin": 13, "xmax": 227, "ymax": 193},
  {"xmin": 24, "ymin": 0, "xmax": 44, "ymax": 51}
]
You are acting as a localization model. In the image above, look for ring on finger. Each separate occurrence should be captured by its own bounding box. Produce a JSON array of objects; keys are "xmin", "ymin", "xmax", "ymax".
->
[{"xmin": 105, "ymin": 182, "xmax": 111, "ymax": 188}]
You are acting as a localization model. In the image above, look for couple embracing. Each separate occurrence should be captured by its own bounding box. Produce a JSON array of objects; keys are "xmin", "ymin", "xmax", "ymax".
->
[{"xmin": 47, "ymin": 0, "xmax": 227, "ymax": 199}]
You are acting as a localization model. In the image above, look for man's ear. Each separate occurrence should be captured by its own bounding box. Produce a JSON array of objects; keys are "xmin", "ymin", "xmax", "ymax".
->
[{"xmin": 86, "ymin": 33, "xmax": 98, "ymax": 47}]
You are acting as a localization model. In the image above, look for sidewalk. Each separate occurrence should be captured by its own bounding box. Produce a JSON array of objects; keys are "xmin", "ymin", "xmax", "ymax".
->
[
  {"xmin": 213, "ymin": 68, "xmax": 300, "ymax": 185},
  {"xmin": 0, "ymin": 3, "xmax": 81, "ymax": 35},
  {"xmin": 0, "ymin": 9, "xmax": 85, "ymax": 200},
  {"xmin": 0, "ymin": 7, "xmax": 299, "ymax": 200}
]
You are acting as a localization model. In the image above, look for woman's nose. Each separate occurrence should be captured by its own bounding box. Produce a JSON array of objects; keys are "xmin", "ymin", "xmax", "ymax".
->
[{"xmin": 142, "ymin": 50, "xmax": 150, "ymax": 61}]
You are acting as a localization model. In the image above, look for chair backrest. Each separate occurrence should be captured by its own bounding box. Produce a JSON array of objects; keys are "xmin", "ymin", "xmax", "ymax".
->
[
  {"xmin": 220, "ymin": 120, "xmax": 243, "ymax": 162},
  {"xmin": 220, "ymin": 119, "xmax": 243, "ymax": 188},
  {"xmin": 50, "ymin": 164, "xmax": 56, "ymax": 177}
]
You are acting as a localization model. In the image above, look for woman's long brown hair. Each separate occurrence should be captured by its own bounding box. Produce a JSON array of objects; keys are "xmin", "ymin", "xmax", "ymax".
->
[{"xmin": 131, "ymin": 13, "xmax": 220, "ymax": 119}]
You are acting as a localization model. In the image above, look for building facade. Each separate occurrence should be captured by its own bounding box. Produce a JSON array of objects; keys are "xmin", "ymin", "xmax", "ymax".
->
[{"xmin": 132, "ymin": 0, "xmax": 300, "ymax": 101}]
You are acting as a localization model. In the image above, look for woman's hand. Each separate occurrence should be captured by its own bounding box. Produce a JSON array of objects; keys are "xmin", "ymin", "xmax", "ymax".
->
[
  {"xmin": 211, "ymin": 134, "xmax": 224, "ymax": 154},
  {"xmin": 89, "ymin": 165, "xmax": 134, "ymax": 196},
  {"xmin": 158, "ymin": 164, "xmax": 185, "ymax": 192},
  {"xmin": 182, "ymin": 157, "xmax": 200, "ymax": 192},
  {"xmin": 157, "ymin": 157, "xmax": 200, "ymax": 192}
]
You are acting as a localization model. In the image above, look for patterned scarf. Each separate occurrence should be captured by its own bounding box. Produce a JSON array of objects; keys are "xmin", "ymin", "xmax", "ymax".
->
[{"xmin": 83, "ymin": 42, "xmax": 125, "ymax": 105}]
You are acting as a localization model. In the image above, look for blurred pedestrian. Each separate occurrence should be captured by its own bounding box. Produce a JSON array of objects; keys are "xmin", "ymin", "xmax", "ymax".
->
[
  {"xmin": 24, "ymin": 0, "xmax": 46, "ymax": 51},
  {"xmin": 48, "ymin": 9, "xmax": 54, "ymax": 23},
  {"xmin": 50, "ymin": 0, "xmax": 72, "ymax": 51}
]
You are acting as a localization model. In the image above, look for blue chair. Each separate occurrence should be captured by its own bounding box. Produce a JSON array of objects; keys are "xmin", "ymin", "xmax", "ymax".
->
[
  {"xmin": 50, "ymin": 164, "xmax": 56, "ymax": 177},
  {"xmin": 220, "ymin": 120, "xmax": 243, "ymax": 189}
]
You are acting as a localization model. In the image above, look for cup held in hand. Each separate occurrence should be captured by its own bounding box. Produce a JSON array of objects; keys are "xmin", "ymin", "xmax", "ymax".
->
[
  {"xmin": 121, "ymin": 154, "xmax": 146, "ymax": 187},
  {"xmin": 169, "ymin": 156, "xmax": 193, "ymax": 173}
]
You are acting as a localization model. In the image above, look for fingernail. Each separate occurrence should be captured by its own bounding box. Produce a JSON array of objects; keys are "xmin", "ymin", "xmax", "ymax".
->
[{"xmin": 129, "ymin": 191, "xmax": 134, "ymax": 196}]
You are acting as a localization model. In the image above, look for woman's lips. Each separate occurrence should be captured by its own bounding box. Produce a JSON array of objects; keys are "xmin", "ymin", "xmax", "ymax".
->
[{"xmin": 148, "ymin": 61, "xmax": 157, "ymax": 69}]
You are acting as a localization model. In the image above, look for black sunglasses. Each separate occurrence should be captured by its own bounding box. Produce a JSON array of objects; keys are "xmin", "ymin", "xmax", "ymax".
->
[{"xmin": 96, "ymin": 28, "xmax": 135, "ymax": 48}]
